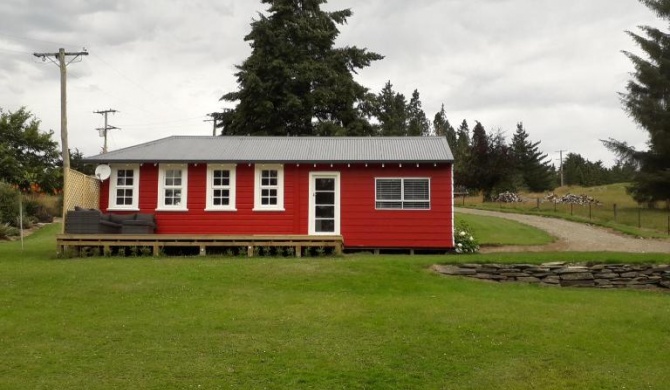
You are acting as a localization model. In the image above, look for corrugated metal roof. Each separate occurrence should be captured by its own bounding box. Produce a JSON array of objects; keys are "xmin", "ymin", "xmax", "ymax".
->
[{"xmin": 83, "ymin": 136, "xmax": 454, "ymax": 163}]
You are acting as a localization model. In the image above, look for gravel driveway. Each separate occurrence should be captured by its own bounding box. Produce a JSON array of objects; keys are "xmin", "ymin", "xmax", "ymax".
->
[{"xmin": 457, "ymin": 207, "xmax": 670, "ymax": 253}]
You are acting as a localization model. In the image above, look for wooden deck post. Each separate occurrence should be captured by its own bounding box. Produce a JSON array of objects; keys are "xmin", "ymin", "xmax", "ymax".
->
[
  {"xmin": 247, "ymin": 246, "xmax": 254, "ymax": 257},
  {"xmin": 296, "ymin": 245, "xmax": 302, "ymax": 258}
]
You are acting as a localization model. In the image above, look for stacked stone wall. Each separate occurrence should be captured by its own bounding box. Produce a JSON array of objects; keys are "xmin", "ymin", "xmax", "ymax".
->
[{"xmin": 432, "ymin": 263, "xmax": 670, "ymax": 290}]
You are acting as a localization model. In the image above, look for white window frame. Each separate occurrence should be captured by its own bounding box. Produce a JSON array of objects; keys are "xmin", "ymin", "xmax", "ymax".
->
[
  {"xmin": 108, "ymin": 164, "xmax": 140, "ymax": 211},
  {"xmin": 253, "ymin": 164, "xmax": 285, "ymax": 211},
  {"xmin": 205, "ymin": 164, "xmax": 237, "ymax": 211},
  {"xmin": 156, "ymin": 164, "xmax": 188, "ymax": 211},
  {"xmin": 375, "ymin": 177, "xmax": 431, "ymax": 210}
]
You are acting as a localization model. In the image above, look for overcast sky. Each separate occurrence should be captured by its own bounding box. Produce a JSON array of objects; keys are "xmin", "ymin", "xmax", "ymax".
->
[{"xmin": 0, "ymin": 0, "xmax": 661, "ymax": 166}]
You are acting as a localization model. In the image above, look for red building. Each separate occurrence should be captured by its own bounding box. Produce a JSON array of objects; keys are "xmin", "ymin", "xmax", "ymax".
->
[{"xmin": 84, "ymin": 136, "xmax": 455, "ymax": 250}]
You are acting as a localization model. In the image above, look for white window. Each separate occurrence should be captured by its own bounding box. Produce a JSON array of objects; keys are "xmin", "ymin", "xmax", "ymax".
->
[
  {"xmin": 206, "ymin": 164, "xmax": 237, "ymax": 211},
  {"xmin": 108, "ymin": 165, "xmax": 139, "ymax": 211},
  {"xmin": 157, "ymin": 164, "xmax": 188, "ymax": 211},
  {"xmin": 254, "ymin": 164, "xmax": 284, "ymax": 211},
  {"xmin": 375, "ymin": 178, "xmax": 430, "ymax": 210}
]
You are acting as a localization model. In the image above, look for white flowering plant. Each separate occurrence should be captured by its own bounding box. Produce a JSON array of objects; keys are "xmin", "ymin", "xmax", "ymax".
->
[{"xmin": 454, "ymin": 222, "xmax": 480, "ymax": 254}]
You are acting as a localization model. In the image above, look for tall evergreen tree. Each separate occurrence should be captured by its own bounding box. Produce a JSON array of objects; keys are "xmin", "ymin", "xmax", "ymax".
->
[
  {"xmin": 468, "ymin": 123, "xmax": 514, "ymax": 200},
  {"xmin": 406, "ymin": 90, "xmax": 430, "ymax": 136},
  {"xmin": 219, "ymin": 0, "xmax": 383, "ymax": 136},
  {"xmin": 511, "ymin": 122, "xmax": 553, "ymax": 192},
  {"xmin": 453, "ymin": 120, "xmax": 471, "ymax": 188},
  {"xmin": 433, "ymin": 104, "xmax": 457, "ymax": 148},
  {"xmin": 615, "ymin": 0, "xmax": 670, "ymax": 203},
  {"xmin": 373, "ymin": 81, "xmax": 408, "ymax": 136},
  {"xmin": 562, "ymin": 153, "xmax": 611, "ymax": 187}
]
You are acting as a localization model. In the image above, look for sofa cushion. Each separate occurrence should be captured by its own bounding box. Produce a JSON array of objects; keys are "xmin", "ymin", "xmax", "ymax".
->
[{"xmin": 109, "ymin": 213, "xmax": 136, "ymax": 224}]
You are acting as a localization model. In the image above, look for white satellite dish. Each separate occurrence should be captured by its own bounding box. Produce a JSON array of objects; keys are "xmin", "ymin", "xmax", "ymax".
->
[{"xmin": 94, "ymin": 165, "xmax": 111, "ymax": 181}]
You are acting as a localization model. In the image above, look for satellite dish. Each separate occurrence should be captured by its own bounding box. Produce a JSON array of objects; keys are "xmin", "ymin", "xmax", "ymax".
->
[{"xmin": 94, "ymin": 165, "xmax": 111, "ymax": 181}]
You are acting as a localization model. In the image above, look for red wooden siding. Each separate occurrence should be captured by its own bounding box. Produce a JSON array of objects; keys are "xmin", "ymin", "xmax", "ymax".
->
[{"xmin": 99, "ymin": 163, "xmax": 454, "ymax": 249}]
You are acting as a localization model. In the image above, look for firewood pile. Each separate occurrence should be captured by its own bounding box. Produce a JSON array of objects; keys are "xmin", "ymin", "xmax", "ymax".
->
[
  {"xmin": 545, "ymin": 193, "xmax": 601, "ymax": 205},
  {"xmin": 492, "ymin": 191, "xmax": 523, "ymax": 203}
]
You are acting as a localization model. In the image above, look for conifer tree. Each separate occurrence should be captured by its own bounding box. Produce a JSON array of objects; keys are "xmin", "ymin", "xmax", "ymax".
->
[
  {"xmin": 433, "ymin": 104, "xmax": 457, "ymax": 148},
  {"xmin": 511, "ymin": 122, "xmax": 553, "ymax": 192},
  {"xmin": 373, "ymin": 81, "xmax": 408, "ymax": 136},
  {"xmin": 614, "ymin": 0, "xmax": 670, "ymax": 203},
  {"xmin": 406, "ymin": 90, "xmax": 430, "ymax": 136},
  {"xmin": 453, "ymin": 120, "xmax": 471, "ymax": 188},
  {"xmin": 219, "ymin": 0, "xmax": 383, "ymax": 136}
]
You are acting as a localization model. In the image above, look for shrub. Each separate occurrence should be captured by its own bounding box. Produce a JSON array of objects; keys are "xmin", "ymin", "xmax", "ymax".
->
[
  {"xmin": 22, "ymin": 194, "xmax": 56, "ymax": 222},
  {"xmin": 0, "ymin": 182, "xmax": 20, "ymax": 226},
  {"xmin": 454, "ymin": 222, "xmax": 480, "ymax": 254},
  {"xmin": 0, "ymin": 223, "xmax": 19, "ymax": 240}
]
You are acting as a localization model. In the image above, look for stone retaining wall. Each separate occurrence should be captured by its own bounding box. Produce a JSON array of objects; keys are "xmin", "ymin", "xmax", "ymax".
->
[{"xmin": 432, "ymin": 263, "xmax": 670, "ymax": 290}]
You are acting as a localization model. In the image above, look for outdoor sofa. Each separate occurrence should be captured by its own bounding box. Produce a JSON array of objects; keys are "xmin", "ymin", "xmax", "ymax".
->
[{"xmin": 65, "ymin": 207, "xmax": 156, "ymax": 234}]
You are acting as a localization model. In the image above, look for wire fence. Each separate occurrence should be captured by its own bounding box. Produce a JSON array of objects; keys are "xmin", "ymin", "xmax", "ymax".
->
[{"xmin": 458, "ymin": 194, "xmax": 670, "ymax": 236}]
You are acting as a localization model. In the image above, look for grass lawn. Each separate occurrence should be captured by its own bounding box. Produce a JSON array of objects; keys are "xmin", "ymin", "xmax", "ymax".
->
[
  {"xmin": 456, "ymin": 213, "xmax": 554, "ymax": 246},
  {"xmin": 1, "ymin": 224, "xmax": 669, "ymax": 389}
]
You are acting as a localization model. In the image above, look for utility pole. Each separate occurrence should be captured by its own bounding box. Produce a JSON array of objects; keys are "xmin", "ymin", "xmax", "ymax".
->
[
  {"xmin": 204, "ymin": 113, "xmax": 220, "ymax": 136},
  {"xmin": 556, "ymin": 149, "xmax": 567, "ymax": 187},
  {"xmin": 34, "ymin": 48, "xmax": 88, "ymax": 233},
  {"xmin": 33, "ymin": 48, "xmax": 88, "ymax": 169},
  {"xmin": 94, "ymin": 109, "xmax": 119, "ymax": 153}
]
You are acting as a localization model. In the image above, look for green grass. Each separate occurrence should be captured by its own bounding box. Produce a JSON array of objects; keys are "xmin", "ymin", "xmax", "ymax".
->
[
  {"xmin": 460, "ymin": 183, "xmax": 670, "ymax": 238},
  {"xmin": 456, "ymin": 213, "xmax": 554, "ymax": 246},
  {"xmin": 1, "ymin": 225, "xmax": 670, "ymax": 389}
]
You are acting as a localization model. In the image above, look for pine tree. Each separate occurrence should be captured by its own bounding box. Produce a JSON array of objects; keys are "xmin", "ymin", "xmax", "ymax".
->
[
  {"xmin": 453, "ymin": 120, "xmax": 471, "ymax": 188},
  {"xmin": 511, "ymin": 122, "xmax": 553, "ymax": 192},
  {"xmin": 433, "ymin": 104, "xmax": 457, "ymax": 148},
  {"xmin": 373, "ymin": 81, "xmax": 408, "ymax": 136},
  {"xmin": 406, "ymin": 90, "xmax": 430, "ymax": 136},
  {"xmin": 219, "ymin": 0, "xmax": 383, "ymax": 136},
  {"xmin": 616, "ymin": 0, "xmax": 670, "ymax": 203}
]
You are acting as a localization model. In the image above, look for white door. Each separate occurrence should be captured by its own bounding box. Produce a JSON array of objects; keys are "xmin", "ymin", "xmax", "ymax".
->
[{"xmin": 308, "ymin": 172, "xmax": 340, "ymax": 235}]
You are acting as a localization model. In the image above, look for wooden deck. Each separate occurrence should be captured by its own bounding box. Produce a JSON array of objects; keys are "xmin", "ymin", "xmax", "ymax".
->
[{"xmin": 56, "ymin": 234, "xmax": 344, "ymax": 257}]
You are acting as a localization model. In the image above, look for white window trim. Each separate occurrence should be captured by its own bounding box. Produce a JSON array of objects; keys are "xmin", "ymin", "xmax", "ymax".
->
[
  {"xmin": 253, "ymin": 164, "xmax": 285, "ymax": 211},
  {"xmin": 156, "ymin": 163, "xmax": 189, "ymax": 211},
  {"xmin": 375, "ymin": 177, "xmax": 431, "ymax": 211},
  {"xmin": 108, "ymin": 164, "xmax": 140, "ymax": 211},
  {"xmin": 205, "ymin": 164, "xmax": 237, "ymax": 211}
]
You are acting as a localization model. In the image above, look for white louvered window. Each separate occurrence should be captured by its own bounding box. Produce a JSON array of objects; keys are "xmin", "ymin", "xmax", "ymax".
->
[{"xmin": 375, "ymin": 178, "xmax": 430, "ymax": 210}]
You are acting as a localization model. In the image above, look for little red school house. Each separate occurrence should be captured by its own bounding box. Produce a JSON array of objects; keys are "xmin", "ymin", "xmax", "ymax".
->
[{"xmin": 84, "ymin": 136, "xmax": 455, "ymax": 250}]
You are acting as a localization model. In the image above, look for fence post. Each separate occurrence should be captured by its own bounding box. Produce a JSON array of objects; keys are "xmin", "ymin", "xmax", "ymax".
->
[
  {"xmin": 554, "ymin": 201, "xmax": 557, "ymax": 212},
  {"xmin": 536, "ymin": 198, "xmax": 540, "ymax": 209},
  {"xmin": 613, "ymin": 203, "xmax": 617, "ymax": 222},
  {"xmin": 570, "ymin": 203, "xmax": 574, "ymax": 216},
  {"xmin": 638, "ymin": 206, "xmax": 642, "ymax": 228},
  {"xmin": 589, "ymin": 203, "xmax": 592, "ymax": 220}
]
